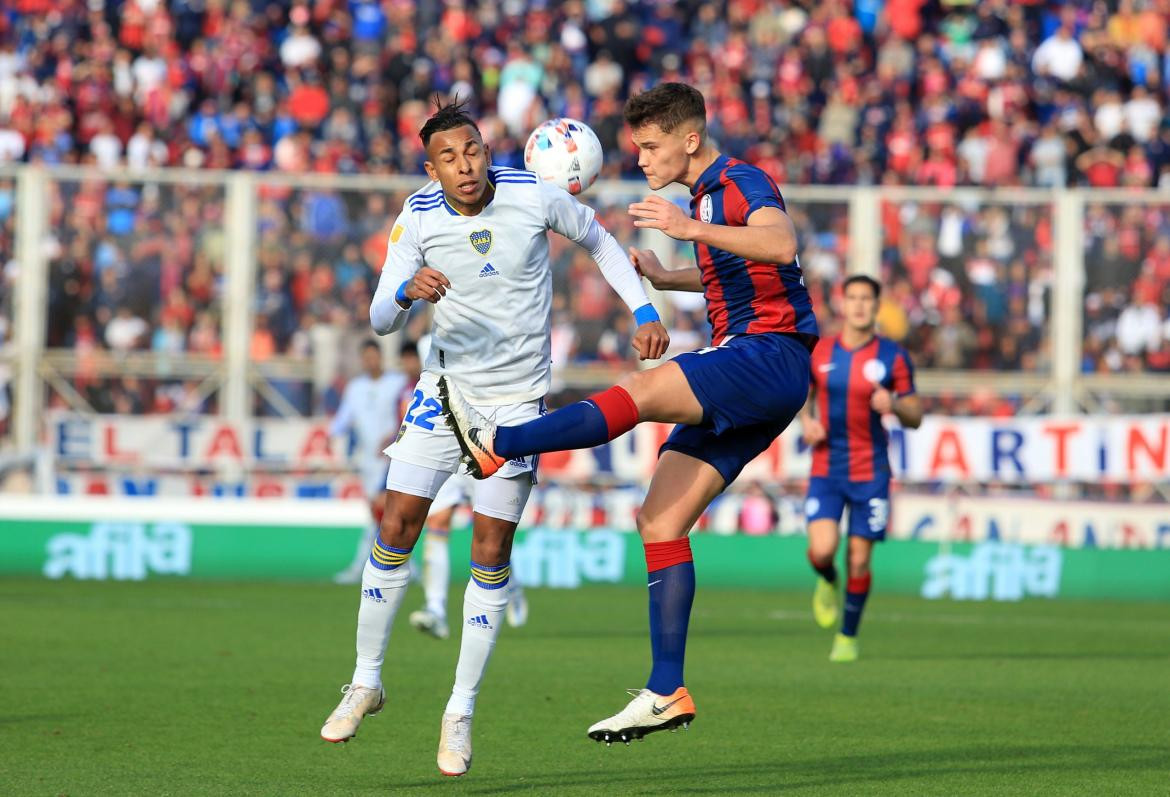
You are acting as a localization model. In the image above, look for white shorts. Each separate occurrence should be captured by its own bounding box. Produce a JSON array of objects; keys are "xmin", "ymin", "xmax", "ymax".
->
[
  {"xmin": 385, "ymin": 460, "xmax": 532, "ymax": 524},
  {"xmin": 384, "ymin": 370, "xmax": 541, "ymax": 479},
  {"xmin": 431, "ymin": 472, "xmax": 475, "ymax": 513},
  {"xmin": 360, "ymin": 458, "xmax": 391, "ymax": 501}
]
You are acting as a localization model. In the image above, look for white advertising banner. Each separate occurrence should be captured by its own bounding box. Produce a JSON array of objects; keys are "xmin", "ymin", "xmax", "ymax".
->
[
  {"xmin": 48, "ymin": 412, "xmax": 1170, "ymax": 484},
  {"xmin": 892, "ymin": 494, "xmax": 1170, "ymax": 549}
]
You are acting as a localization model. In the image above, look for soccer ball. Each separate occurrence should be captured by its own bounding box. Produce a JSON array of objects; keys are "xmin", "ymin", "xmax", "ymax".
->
[{"xmin": 523, "ymin": 118, "xmax": 603, "ymax": 195}]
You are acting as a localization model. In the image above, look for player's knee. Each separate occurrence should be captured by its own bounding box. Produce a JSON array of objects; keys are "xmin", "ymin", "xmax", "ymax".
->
[
  {"xmin": 379, "ymin": 508, "xmax": 422, "ymax": 548},
  {"xmin": 808, "ymin": 548, "xmax": 835, "ymax": 569},
  {"xmin": 847, "ymin": 556, "xmax": 871, "ymax": 579},
  {"xmin": 470, "ymin": 537, "xmax": 509, "ymax": 566},
  {"xmin": 378, "ymin": 511, "xmax": 403, "ymax": 545},
  {"xmin": 635, "ymin": 509, "xmax": 683, "ymax": 543},
  {"xmin": 616, "ymin": 370, "xmax": 653, "ymax": 409}
]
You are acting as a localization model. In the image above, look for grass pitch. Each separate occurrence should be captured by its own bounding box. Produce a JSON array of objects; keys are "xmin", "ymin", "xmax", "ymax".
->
[{"xmin": 1, "ymin": 577, "xmax": 1166, "ymax": 795}]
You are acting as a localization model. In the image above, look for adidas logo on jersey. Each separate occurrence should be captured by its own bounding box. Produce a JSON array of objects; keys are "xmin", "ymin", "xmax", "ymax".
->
[
  {"xmin": 479, "ymin": 263, "xmax": 500, "ymax": 278},
  {"xmin": 362, "ymin": 588, "xmax": 386, "ymax": 603},
  {"xmin": 467, "ymin": 614, "xmax": 493, "ymax": 630}
]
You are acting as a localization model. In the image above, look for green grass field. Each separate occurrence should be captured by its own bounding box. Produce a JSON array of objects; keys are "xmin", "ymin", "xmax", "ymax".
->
[{"xmin": 1, "ymin": 578, "xmax": 1167, "ymax": 796}]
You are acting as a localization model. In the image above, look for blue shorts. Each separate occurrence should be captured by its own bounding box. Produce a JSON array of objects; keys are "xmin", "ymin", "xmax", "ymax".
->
[
  {"xmin": 661, "ymin": 333, "xmax": 811, "ymax": 485},
  {"xmin": 805, "ymin": 476, "xmax": 890, "ymax": 541}
]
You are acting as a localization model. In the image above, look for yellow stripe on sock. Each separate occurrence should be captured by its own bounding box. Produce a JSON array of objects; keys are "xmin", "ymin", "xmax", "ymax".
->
[
  {"xmin": 372, "ymin": 547, "xmax": 410, "ymax": 566},
  {"xmin": 471, "ymin": 567, "xmax": 510, "ymax": 584}
]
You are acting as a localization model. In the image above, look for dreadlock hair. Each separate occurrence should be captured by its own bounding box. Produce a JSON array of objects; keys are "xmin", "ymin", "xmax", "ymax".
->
[{"xmin": 419, "ymin": 95, "xmax": 480, "ymax": 148}]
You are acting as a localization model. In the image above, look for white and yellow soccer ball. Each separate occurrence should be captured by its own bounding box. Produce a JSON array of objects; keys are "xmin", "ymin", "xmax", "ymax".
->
[{"xmin": 523, "ymin": 118, "xmax": 604, "ymax": 195}]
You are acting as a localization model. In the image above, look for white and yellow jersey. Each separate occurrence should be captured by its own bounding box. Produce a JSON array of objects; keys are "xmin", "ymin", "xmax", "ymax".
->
[{"xmin": 370, "ymin": 166, "xmax": 606, "ymax": 405}]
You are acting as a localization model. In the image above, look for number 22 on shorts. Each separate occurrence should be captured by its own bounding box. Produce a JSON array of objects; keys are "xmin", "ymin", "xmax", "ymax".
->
[{"xmin": 403, "ymin": 389, "xmax": 443, "ymax": 430}]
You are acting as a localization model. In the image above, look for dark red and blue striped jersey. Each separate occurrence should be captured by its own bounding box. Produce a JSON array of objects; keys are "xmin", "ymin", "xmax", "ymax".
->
[
  {"xmin": 689, "ymin": 155, "xmax": 818, "ymax": 344},
  {"xmin": 809, "ymin": 334, "xmax": 916, "ymax": 481}
]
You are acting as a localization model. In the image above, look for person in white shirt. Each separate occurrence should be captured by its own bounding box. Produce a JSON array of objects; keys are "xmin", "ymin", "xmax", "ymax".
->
[
  {"xmin": 1123, "ymin": 86, "xmax": 1162, "ymax": 144},
  {"xmin": 1031, "ymin": 24, "xmax": 1083, "ymax": 84},
  {"xmin": 319, "ymin": 100, "xmax": 669, "ymax": 777},
  {"xmin": 329, "ymin": 339, "xmax": 407, "ymax": 584}
]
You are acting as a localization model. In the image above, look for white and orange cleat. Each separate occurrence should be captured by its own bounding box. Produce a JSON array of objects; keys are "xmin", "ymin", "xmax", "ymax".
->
[
  {"xmin": 437, "ymin": 713, "xmax": 473, "ymax": 776},
  {"xmin": 438, "ymin": 376, "xmax": 506, "ymax": 479},
  {"xmin": 587, "ymin": 687, "xmax": 696, "ymax": 745},
  {"xmin": 320, "ymin": 683, "xmax": 384, "ymax": 743}
]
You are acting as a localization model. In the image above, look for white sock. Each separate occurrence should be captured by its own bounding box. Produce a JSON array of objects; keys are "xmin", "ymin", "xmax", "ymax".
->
[
  {"xmin": 423, "ymin": 532, "xmax": 450, "ymax": 620},
  {"xmin": 445, "ymin": 565, "xmax": 509, "ymax": 716},
  {"xmin": 507, "ymin": 576, "xmax": 524, "ymax": 603},
  {"xmin": 352, "ymin": 543, "xmax": 412, "ymax": 690}
]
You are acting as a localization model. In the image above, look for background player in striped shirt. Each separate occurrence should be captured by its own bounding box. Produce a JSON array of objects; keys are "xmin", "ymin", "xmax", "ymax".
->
[
  {"xmin": 442, "ymin": 83, "xmax": 818, "ymax": 744},
  {"xmin": 800, "ymin": 275, "xmax": 923, "ymax": 663}
]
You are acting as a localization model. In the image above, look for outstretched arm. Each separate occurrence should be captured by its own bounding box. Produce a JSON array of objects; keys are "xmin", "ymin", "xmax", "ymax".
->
[
  {"xmin": 575, "ymin": 219, "xmax": 669, "ymax": 359},
  {"xmin": 630, "ymin": 196, "xmax": 798, "ymax": 264},
  {"xmin": 627, "ymin": 247, "xmax": 704, "ymax": 292},
  {"xmin": 542, "ymin": 182, "xmax": 669, "ymax": 360}
]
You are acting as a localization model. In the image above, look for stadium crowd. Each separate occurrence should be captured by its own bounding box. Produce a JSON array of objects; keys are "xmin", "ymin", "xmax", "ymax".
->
[{"xmin": 2, "ymin": 0, "xmax": 1170, "ymax": 419}]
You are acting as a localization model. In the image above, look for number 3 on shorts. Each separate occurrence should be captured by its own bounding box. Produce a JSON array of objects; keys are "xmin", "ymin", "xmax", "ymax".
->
[
  {"xmin": 403, "ymin": 389, "xmax": 443, "ymax": 431},
  {"xmin": 867, "ymin": 498, "xmax": 889, "ymax": 533}
]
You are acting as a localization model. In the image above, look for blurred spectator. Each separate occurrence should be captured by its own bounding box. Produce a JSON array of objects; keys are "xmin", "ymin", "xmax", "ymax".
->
[{"xmin": 105, "ymin": 305, "xmax": 148, "ymax": 352}]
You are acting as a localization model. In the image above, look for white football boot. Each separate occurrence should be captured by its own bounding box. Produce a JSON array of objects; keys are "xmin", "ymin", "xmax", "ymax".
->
[
  {"xmin": 409, "ymin": 608, "xmax": 450, "ymax": 640},
  {"xmin": 505, "ymin": 583, "xmax": 528, "ymax": 628},
  {"xmin": 437, "ymin": 713, "xmax": 473, "ymax": 776},
  {"xmin": 587, "ymin": 687, "xmax": 696, "ymax": 744},
  {"xmin": 320, "ymin": 683, "xmax": 385, "ymax": 743},
  {"xmin": 438, "ymin": 376, "xmax": 505, "ymax": 479}
]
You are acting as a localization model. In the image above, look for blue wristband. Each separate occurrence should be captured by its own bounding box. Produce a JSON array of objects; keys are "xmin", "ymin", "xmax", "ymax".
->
[
  {"xmin": 395, "ymin": 280, "xmax": 411, "ymax": 306},
  {"xmin": 634, "ymin": 303, "xmax": 660, "ymax": 326}
]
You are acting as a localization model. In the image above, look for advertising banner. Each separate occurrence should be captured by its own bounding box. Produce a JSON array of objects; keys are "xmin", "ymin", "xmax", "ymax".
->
[
  {"xmin": 891, "ymin": 494, "xmax": 1170, "ymax": 549},
  {"xmin": 3, "ymin": 499, "xmax": 1167, "ymax": 601},
  {"xmin": 48, "ymin": 412, "xmax": 1170, "ymax": 484}
]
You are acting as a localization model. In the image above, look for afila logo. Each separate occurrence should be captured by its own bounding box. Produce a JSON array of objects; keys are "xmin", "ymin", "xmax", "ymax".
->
[
  {"xmin": 469, "ymin": 229, "xmax": 492, "ymax": 255},
  {"xmin": 478, "ymin": 263, "xmax": 500, "ymax": 278}
]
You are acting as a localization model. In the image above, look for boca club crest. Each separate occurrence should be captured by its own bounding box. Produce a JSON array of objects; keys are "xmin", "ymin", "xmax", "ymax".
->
[{"xmin": 469, "ymin": 229, "xmax": 492, "ymax": 255}]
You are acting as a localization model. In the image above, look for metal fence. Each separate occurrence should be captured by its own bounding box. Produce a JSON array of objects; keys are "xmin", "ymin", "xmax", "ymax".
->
[{"xmin": 2, "ymin": 165, "xmax": 1169, "ymax": 459}]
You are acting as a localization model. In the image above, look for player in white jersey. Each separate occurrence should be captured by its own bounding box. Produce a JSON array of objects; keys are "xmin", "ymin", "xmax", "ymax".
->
[
  {"xmin": 319, "ymin": 100, "xmax": 669, "ymax": 777},
  {"xmin": 328, "ymin": 340, "xmax": 406, "ymax": 584}
]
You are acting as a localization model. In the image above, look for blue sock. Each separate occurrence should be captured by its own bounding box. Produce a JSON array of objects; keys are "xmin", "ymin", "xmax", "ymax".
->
[
  {"xmin": 495, "ymin": 386, "xmax": 638, "ymax": 459},
  {"xmin": 644, "ymin": 539, "xmax": 695, "ymax": 695},
  {"xmin": 841, "ymin": 573, "xmax": 871, "ymax": 637}
]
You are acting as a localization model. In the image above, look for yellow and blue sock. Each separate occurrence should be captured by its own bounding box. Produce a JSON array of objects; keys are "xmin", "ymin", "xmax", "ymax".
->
[
  {"xmin": 470, "ymin": 560, "xmax": 511, "ymax": 590},
  {"xmin": 448, "ymin": 561, "xmax": 511, "ymax": 716},
  {"xmin": 369, "ymin": 537, "xmax": 412, "ymax": 571},
  {"xmin": 353, "ymin": 539, "xmax": 415, "ymax": 689}
]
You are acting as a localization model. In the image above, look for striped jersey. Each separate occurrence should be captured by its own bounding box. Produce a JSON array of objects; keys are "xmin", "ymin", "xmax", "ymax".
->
[
  {"xmin": 809, "ymin": 334, "xmax": 916, "ymax": 481},
  {"xmin": 689, "ymin": 155, "xmax": 818, "ymax": 344}
]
